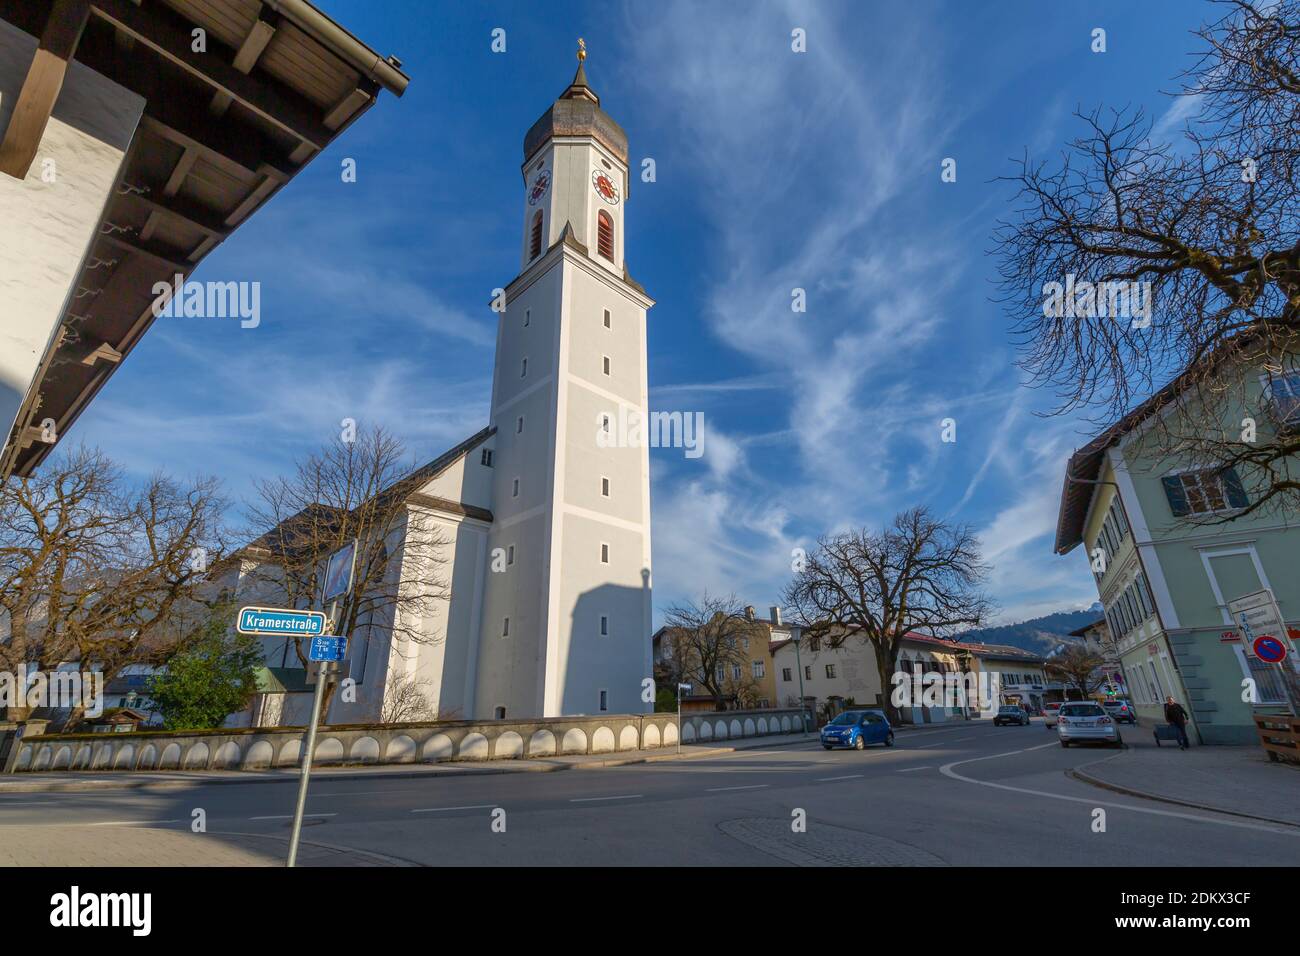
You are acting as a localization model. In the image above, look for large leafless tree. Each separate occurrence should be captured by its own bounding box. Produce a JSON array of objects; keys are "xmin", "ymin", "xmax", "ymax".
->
[
  {"xmin": 659, "ymin": 593, "xmax": 766, "ymax": 709},
  {"xmin": 0, "ymin": 446, "xmax": 226, "ymax": 726},
  {"xmin": 782, "ymin": 507, "xmax": 991, "ymax": 724},
  {"xmin": 242, "ymin": 425, "xmax": 450, "ymax": 722},
  {"xmin": 994, "ymin": 0, "xmax": 1300, "ymax": 518}
]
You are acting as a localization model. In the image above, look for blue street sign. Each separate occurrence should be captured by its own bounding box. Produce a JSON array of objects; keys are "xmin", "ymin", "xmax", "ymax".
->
[
  {"xmin": 1254, "ymin": 635, "xmax": 1288, "ymax": 664},
  {"xmin": 236, "ymin": 606, "xmax": 327, "ymax": 637},
  {"xmin": 309, "ymin": 635, "xmax": 348, "ymax": 662}
]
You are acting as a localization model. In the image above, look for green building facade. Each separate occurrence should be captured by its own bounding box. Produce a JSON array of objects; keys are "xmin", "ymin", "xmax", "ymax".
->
[{"xmin": 1055, "ymin": 365, "xmax": 1300, "ymax": 745}]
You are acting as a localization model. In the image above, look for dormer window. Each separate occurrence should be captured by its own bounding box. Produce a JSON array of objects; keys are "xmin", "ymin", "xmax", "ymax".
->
[
  {"xmin": 529, "ymin": 210, "xmax": 544, "ymax": 260},
  {"xmin": 597, "ymin": 210, "xmax": 614, "ymax": 260}
]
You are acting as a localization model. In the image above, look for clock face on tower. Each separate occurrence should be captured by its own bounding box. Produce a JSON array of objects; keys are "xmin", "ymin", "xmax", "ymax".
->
[
  {"xmin": 527, "ymin": 169, "xmax": 551, "ymax": 206},
  {"xmin": 591, "ymin": 169, "xmax": 620, "ymax": 205}
]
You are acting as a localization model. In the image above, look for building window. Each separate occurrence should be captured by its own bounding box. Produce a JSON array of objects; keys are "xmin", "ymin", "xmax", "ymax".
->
[
  {"xmin": 597, "ymin": 210, "xmax": 614, "ymax": 260},
  {"xmin": 602, "ymin": 355, "xmax": 611, "ymax": 376},
  {"xmin": 502, "ymin": 617, "xmax": 510, "ymax": 637},
  {"xmin": 521, "ymin": 357, "xmax": 528, "ymax": 378},
  {"xmin": 782, "ymin": 667, "xmax": 792, "ymax": 682},
  {"xmin": 752, "ymin": 660, "xmax": 765, "ymax": 679},
  {"xmin": 601, "ymin": 476, "xmax": 610, "ymax": 497},
  {"xmin": 507, "ymin": 544, "xmax": 515, "ymax": 566},
  {"xmin": 600, "ymin": 542, "xmax": 609, "ymax": 563},
  {"xmin": 600, "ymin": 615, "xmax": 609, "ymax": 636},
  {"xmin": 732, "ymin": 665, "xmax": 742, "ymax": 680},
  {"xmin": 480, "ymin": 449, "xmax": 493, "ymax": 467},
  {"xmin": 516, "ymin": 416, "xmax": 524, "ymax": 433},
  {"xmin": 524, "ymin": 308, "xmax": 530, "ymax": 327},
  {"xmin": 601, "ymin": 414, "xmax": 610, "ymax": 433},
  {"xmin": 512, "ymin": 478, "xmax": 519, "ymax": 497},
  {"xmin": 529, "ymin": 209, "xmax": 543, "ymax": 260},
  {"xmin": 804, "ymin": 665, "xmax": 812, "ymax": 681},
  {"xmin": 495, "ymin": 706, "xmax": 506, "ymax": 719},
  {"xmin": 603, "ymin": 308, "xmax": 611, "ymax": 329},
  {"xmin": 825, "ymin": 664, "xmax": 837, "ymax": 679},
  {"xmin": 1161, "ymin": 468, "xmax": 1248, "ymax": 517},
  {"xmin": 599, "ymin": 689, "xmax": 608, "ymax": 712}
]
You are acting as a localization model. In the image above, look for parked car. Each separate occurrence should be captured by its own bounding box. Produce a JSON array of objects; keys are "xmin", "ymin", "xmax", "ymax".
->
[
  {"xmin": 820, "ymin": 710, "xmax": 894, "ymax": 750},
  {"xmin": 993, "ymin": 705, "xmax": 1031, "ymax": 726},
  {"xmin": 1102, "ymin": 699, "xmax": 1137, "ymax": 724},
  {"xmin": 1057, "ymin": 701, "xmax": 1122, "ymax": 747},
  {"xmin": 1042, "ymin": 701, "xmax": 1063, "ymax": 728}
]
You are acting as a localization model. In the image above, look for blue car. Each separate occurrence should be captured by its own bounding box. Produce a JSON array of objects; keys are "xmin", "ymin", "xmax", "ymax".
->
[{"xmin": 820, "ymin": 710, "xmax": 894, "ymax": 750}]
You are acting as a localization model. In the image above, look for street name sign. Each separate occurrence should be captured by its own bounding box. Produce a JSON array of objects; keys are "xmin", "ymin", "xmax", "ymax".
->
[
  {"xmin": 309, "ymin": 635, "xmax": 348, "ymax": 662},
  {"xmin": 236, "ymin": 606, "xmax": 327, "ymax": 637}
]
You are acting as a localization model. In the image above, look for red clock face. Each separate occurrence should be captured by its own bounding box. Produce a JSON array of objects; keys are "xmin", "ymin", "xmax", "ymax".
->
[
  {"xmin": 591, "ymin": 170, "xmax": 620, "ymax": 205},
  {"xmin": 528, "ymin": 169, "xmax": 551, "ymax": 206}
]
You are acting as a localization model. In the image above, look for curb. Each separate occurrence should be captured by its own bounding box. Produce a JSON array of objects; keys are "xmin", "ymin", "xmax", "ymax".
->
[{"xmin": 1067, "ymin": 761, "xmax": 1300, "ymax": 829}]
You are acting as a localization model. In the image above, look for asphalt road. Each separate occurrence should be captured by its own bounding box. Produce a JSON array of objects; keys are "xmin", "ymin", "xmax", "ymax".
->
[{"xmin": 4, "ymin": 721, "xmax": 1297, "ymax": 866}]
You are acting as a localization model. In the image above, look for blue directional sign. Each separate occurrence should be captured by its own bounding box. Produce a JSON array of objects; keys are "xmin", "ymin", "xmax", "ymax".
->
[
  {"xmin": 236, "ymin": 606, "xmax": 327, "ymax": 637},
  {"xmin": 309, "ymin": 635, "xmax": 348, "ymax": 662}
]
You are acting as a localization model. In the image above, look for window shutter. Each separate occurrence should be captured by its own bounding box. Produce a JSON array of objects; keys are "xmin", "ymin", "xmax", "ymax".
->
[
  {"xmin": 1222, "ymin": 468, "xmax": 1250, "ymax": 509},
  {"xmin": 1161, "ymin": 476, "xmax": 1190, "ymax": 517}
]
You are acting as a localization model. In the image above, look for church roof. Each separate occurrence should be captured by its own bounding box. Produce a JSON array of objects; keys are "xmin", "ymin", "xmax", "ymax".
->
[{"xmin": 524, "ymin": 61, "xmax": 628, "ymax": 165}]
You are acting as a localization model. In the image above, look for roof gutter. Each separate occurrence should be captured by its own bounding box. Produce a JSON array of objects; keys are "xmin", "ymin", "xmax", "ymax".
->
[{"xmin": 262, "ymin": 0, "xmax": 410, "ymax": 97}]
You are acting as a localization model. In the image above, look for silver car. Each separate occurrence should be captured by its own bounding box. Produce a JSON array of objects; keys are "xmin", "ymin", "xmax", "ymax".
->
[{"xmin": 1057, "ymin": 701, "xmax": 1122, "ymax": 748}]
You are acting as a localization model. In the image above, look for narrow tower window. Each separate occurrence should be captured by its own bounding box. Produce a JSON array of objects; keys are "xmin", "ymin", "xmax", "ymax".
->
[
  {"xmin": 603, "ymin": 308, "xmax": 611, "ymax": 328},
  {"xmin": 529, "ymin": 209, "xmax": 544, "ymax": 260},
  {"xmin": 597, "ymin": 210, "xmax": 614, "ymax": 260}
]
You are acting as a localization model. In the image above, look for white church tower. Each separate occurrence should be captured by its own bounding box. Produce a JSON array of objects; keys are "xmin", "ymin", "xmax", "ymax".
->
[{"xmin": 475, "ymin": 43, "xmax": 654, "ymax": 719}]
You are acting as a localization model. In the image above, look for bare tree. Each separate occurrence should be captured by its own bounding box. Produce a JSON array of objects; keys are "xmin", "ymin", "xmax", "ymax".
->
[
  {"xmin": 1045, "ymin": 640, "xmax": 1108, "ymax": 699},
  {"xmin": 242, "ymin": 425, "xmax": 450, "ymax": 722},
  {"xmin": 994, "ymin": 1, "xmax": 1300, "ymax": 518},
  {"xmin": 782, "ymin": 507, "xmax": 992, "ymax": 724},
  {"xmin": 379, "ymin": 673, "xmax": 436, "ymax": 723},
  {"xmin": 661, "ymin": 594, "xmax": 765, "ymax": 709},
  {"xmin": 0, "ymin": 446, "xmax": 226, "ymax": 726}
]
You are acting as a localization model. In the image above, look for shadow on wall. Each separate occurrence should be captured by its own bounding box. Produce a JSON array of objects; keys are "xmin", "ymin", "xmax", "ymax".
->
[{"xmin": 561, "ymin": 570, "xmax": 651, "ymax": 716}]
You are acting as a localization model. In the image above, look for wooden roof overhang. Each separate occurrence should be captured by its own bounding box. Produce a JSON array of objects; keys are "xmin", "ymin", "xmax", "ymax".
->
[{"xmin": 0, "ymin": 0, "xmax": 408, "ymax": 478}]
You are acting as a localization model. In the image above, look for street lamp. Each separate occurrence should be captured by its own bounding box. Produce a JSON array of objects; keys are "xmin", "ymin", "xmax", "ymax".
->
[{"xmin": 676, "ymin": 683, "xmax": 692, "ymax": 754}]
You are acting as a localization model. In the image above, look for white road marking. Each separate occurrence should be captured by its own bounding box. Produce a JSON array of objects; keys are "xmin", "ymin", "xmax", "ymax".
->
[
  {"xmin": 410, "ymin": 804, "xmax": 497, "ymax": 813},
  {"xmin": 897, "ymin": 766, "xmax": 933, "ymax": 773},
  {"xmin": 705, "ymin": 784, "xmax": 769, "ymax": 792},
  {"xmin": 248, "ymin": 813, "xmax": 337, "ymax": 820},
  {"xmin": 569, "ymin": 794, "xmax": 643, "ymax": 803},
  {"xmin": 939, "ymin": 744, "xmax": 1300, "ymax": 836},
  {"xmin": 816, "ymin": 774, "xmax": 863, "ymax": 782}
]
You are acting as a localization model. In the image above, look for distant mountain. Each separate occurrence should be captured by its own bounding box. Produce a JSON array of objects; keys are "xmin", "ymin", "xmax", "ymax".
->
[{"xmin": 952, "ymin": 605, "xmax": 1103, "ymax": 655}]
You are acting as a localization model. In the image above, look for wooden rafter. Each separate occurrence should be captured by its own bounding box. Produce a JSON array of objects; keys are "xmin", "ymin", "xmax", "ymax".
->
[
  {"xmin": 0, "ymin": 0, "xmax": 91, "ymax": 179},
  {"xmin": 90, "ymin": 0, "xmax": 329, "ymax": 150}
]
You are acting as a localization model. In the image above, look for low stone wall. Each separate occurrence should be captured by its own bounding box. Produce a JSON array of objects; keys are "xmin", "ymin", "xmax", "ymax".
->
[{"xmin": 9, "ymin": 708, "xmax": 806, "ymax": 773}]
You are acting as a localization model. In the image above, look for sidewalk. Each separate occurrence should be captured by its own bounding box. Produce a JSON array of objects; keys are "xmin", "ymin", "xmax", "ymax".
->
[
  {"xmin": 0, "ymin": 826, "xmax": 417, "ymax": 867},
  {"xmin": 0, "ymin": 719, "xmax": 970, "ymax": 794},
  {"xmin": 1070, "ymin": 724, "xmax": 1300, "ymax": 826}
]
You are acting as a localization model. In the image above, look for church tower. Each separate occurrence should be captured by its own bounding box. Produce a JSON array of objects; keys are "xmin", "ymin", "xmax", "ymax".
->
[{"xmin": 474, "ymin": 44, "xmax": 654, "ymax": 719}]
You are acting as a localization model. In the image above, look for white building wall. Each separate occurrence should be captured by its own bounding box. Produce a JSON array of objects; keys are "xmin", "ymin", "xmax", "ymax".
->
[{"xmin": 0, "ymin": 22, "xmax": 145, "ymax": 457}]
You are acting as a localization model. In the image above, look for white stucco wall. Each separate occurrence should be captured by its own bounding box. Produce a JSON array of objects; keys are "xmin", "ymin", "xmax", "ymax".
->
[{"xmin": 0, "ymin": 21, "xmax": 144, "ymax": 456}]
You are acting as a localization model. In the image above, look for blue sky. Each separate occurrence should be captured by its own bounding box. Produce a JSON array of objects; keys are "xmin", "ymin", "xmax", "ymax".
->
[{"xmin": 68, "ymin": 0, "xmax": 1215, "ymax": 626}]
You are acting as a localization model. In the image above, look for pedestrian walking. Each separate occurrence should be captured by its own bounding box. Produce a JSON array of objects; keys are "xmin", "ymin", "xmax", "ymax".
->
[{"xmin": 1164, "ymin": 696, "xmax": 1190, "ymax": 750}]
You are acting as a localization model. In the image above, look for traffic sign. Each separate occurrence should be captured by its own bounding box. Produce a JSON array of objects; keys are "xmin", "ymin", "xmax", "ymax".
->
[
  {"xmin": 309, "ymin": 635, "xmax": 348, "ymax": 662},
  {"xmin": 322, "ymin": 540, "xmax": 357, "ymax": 603},
  {"xmin": 1254, "ymin": 635, "xmax": 1288, "ymax": 664},
  {"xmin": 237, "ymin": 606, "xmax": 327, "ymax": 637}
]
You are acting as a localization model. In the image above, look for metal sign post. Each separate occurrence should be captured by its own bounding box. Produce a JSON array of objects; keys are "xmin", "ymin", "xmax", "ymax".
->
[
  {"xmin": 286, "ymin": 660, "xmax": 330, "ymax": 868},
  {"xmin": 676, "ymin": 682, "xmax": 692, "ymax": 754},
  {"xmin": 287, "ymin": 633, "xmax": 347, "ymax": 868}
]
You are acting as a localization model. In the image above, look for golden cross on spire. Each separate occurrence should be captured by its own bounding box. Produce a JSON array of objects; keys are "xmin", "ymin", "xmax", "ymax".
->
[{"xmin": 577, "ymin": 37, "xmax": 586, "ymax": 62}]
